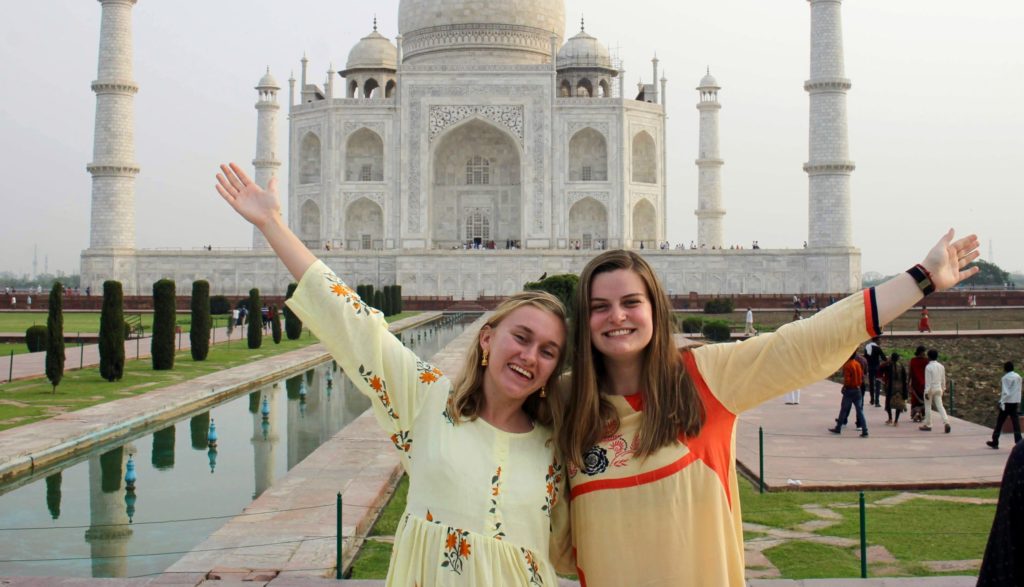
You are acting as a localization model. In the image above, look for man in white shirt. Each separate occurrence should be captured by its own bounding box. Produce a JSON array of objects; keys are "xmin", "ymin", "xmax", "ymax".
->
[
  {"xmin": 744, "ymin": 308, "xmax": 756, "ymax": 337},
  {"xmin": 920, "ymin": 349, "xmax": 951, "ymax": 433},
  {"xmin": 987, "ymin": 361, "xmax": 1022, "ymax": 449}
]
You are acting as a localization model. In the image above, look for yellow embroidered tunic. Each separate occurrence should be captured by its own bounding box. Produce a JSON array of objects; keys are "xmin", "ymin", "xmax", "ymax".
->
[
  {"xmin": 287, "ymin": 261, "xmax": 571, "ymax": 586},
  {"xmin": 568, "ymin": 290, "xmax": 882, "ymax": 587}
]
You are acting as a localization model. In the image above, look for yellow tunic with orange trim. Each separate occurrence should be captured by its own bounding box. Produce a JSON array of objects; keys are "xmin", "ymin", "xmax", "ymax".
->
[
  {"xmin": 287, "ymin": 261, "xmax": 572, "ymax": 586},
  {"xmin": 568, "ymin": 289, "xmax": 882, "ymax": 587}
]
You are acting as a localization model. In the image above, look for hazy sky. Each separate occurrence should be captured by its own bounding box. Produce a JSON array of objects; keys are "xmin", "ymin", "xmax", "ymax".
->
[{"xmin": 1, "ymin": 1, "xmax": 1021, "ymax": 278}]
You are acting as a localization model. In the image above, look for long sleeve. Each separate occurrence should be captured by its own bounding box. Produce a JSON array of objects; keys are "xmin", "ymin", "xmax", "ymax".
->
[
  {"xmin": 285, "ymin": 260, "xmax": 445, "ymax": 469},
  {"xmin": 691, "ymin": 288, "xmax": 880, "ymax": 414}
]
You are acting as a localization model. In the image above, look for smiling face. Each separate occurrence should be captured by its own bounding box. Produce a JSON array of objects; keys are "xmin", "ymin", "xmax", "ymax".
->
[
  {"xmin": 588, "ymin": 268, "xmax": 654, "ymax": 364},
  {"xmin": 478, "ymin": 305, "xmax": 565, "ymax": 403}
]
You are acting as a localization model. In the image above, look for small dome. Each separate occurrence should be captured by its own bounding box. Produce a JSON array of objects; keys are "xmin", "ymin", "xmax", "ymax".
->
[
  {"xmin": 257, "ymin": 68, "xmax": 279, "ymax": 89},
  {"xmin": 557, "ymin": 29, "xmax": 613, "ymax": 70},
  {"xmin": 698, "ymin": 71, "xmax": 720, "ymax": 89},
  {"xmin": 345, "ymin": 30, "xmax": 397, "ymax": 72}
]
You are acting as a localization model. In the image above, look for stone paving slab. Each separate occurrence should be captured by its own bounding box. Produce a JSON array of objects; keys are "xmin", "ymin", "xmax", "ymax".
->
[
  {"xmin": 735, "ymin": 378, "xmax": 1008, "ymax": 491},
  {"xmin": 0, "ymin": 313, "xmax": 440, "ymax": 489}
]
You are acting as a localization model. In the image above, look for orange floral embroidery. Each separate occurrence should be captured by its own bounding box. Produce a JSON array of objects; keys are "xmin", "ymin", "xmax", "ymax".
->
[
  {"xmin": 426, "ymin": 510, "xmax": 433, "ymax": 522},
  {"xmin": 542, "ymin": 458, "xmax": 563, "ymax": 520},
  {"xmin": 369, "ymin": 375, "xmax": 383, "ymax": 391},
  {"xmin": 419, "ymin": 370, "xmax": 438, "ymax": 384},
  {"xmin": 416, "ymin": 360, "xmax": 443, "ymax": 385},
  {"xmin": 330, "ymin": 283, "xmax": 352, "ymax": 297},
  {"xmin": 358, "ymin": 365, "xmax": 400, "ymax": 421},
  {"xmin": 442, "ymin": 527, "xmax": 471, "ymax": 575},
  {"xmin": 522, "ymin": 548, "xmax": 543, "ymax": 585},
  {"xmin": 459, "ymin": 540, "xmax": 471, "ymax": 558},
  {"xmin": 445, "ymin": 532, "xmax": 458, "ymax": 550},
  {"xmin": 489, "ymin": 466, "xmax": 505, "ymax": 539}
]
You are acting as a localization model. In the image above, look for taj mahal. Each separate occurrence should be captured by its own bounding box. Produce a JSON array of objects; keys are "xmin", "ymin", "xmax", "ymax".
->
[{"xmin": 81, "ymin": 0, "xmax": 860, "ymax": 298}]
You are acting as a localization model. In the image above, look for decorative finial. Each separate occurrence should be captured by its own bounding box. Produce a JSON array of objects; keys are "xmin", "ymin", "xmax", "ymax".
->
[
  {"xmin": 707, "ymin": 66, "xmax": 710, "ymax": 75},
  {"xmin": 266, "ymin": 66, "xmax": 270, "ymax": 75},
  {"xmin": 373, "ymin": 14, "xmax": 378, "ymax": 32},
  {"xmin": 302, "ymin": 52, "xmax": 308, "ymax": 62},
  {"xmin": 580, "ymin": 15, "xmax": 585, "ymax": 32}
]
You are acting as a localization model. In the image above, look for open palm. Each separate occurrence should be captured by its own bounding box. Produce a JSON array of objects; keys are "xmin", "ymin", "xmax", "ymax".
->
[
  {"xmin": 215, "ymin": 163, "xmax": 280, "ymax": 228},
  {"xmin": 921, "ymin": 229, "xmax": 981, "ymax": 292}
]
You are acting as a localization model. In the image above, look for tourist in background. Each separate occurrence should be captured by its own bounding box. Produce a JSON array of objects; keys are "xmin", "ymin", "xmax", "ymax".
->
[
  {"xmin": 920, "ymin": 349, "xmax": 951, "ymax": 433},
  {"xmin": 829, "ymin": 352, "xmax": 868, "ymax": 437},
  {"xmin": 881, "ymin": 352, "xmax": 908, "ymax": 426},
  {"xmin": 744, "ymin": 307, "xmax": 756, "ymax": 336},
  {"xmin": 864, "ymin": 337, "xmax": 884, "ymax": 406},
  {"xmin": 987, "ymin": 361, "xmax": 1022, "ymax": 449},
  {"xmin": 556, "ymin": 229, "xmax": 979, "ymax": 586},
  {"xmin": 215, "ymin": 163, "xmax": 572, "ymax": 586},
  {"xmin": 918, "ymin": 306, "xmax": 932, "ymax": 332},
  {"xmin": 908, "ymin": 345, "xmax": 928, "ymax": 422}
]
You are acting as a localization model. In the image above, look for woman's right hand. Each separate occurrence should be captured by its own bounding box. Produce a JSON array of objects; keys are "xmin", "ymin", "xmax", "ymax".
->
[{"xmin": 215, "ymin": 162, "xmax": 281, "ymax": 229}]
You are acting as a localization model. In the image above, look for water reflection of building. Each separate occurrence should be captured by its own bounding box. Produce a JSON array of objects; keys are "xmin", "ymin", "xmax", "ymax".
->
[
  {"xmin": 84, "ymin": 446, "xmax": 134, "ymax": 578},
  {"xmin": 251, "ymin": 387, "xmax": 280, "ymax": 499}
]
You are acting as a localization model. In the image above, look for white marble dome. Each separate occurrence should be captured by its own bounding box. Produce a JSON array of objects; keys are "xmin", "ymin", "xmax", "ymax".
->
[
  {"xmin": 256, "ymin": 69, "xmax": 279, "ymax": 89},
  {"xmin": 557, "ymin": 30, "xmax": 612, "ymax": 70},
  {"xmin": 397, "ymin": 0, "xmax": 566, "ymax": 65},
  {"xmin": 699, "ymin": 72, "xmax": 720, "ymax": 89},
  {"xmin": 346, "ymin": 30, "xmax": 398, "ymax": 71}
]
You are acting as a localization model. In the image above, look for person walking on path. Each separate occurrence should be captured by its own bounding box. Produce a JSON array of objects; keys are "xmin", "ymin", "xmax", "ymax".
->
[
  {"xmin": 829, "ymin": 352, "xmax": 869, "ymax": 437},
  {"xmin": 908, "ymin": 345, "xmax": 928, "ymax": 422},
  {"xmin": 977, "ymin": 439, "xmax": 1024, "ymax": 585},
  {"xmin": 987, "ymin": 361, "xmax": 1022, "ymax": 449},
  {"xmin": 920, "ymin": 349, "xmax": 951, "ymax": 433},
  {"xmin": 215, "ymin": 162, "xmax": 573, "ymax": 586},
  {"xmin": 918, "ymin": 306, "xmax": 932, "ymax": 332},
  {"xmin": 744, "ymin": 307, "xmax": 756, "ymax": 337},
  {"xmin": 864, "ymin": 337, "xmax": 884, "ymax": 407},
  {"xmin": 881, "ymin": 352, "xmax": 908, "ymax": 425}
]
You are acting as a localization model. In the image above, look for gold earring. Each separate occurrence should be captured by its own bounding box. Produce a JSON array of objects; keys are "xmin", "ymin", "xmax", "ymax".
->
[
  {"xmin": 539, "ymin": 386, "xmax": 547, "ymax": 398},
  {"xmin": 481, "ymin": 350, "xmax": 489, "ymax": 367}
]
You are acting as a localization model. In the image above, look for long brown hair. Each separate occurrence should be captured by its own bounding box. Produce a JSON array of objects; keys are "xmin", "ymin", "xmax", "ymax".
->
[
  {"xmin": 558, "ymin": 250, "xmax": 704, "ymax": 467},
  {"xmin": 449, "ymin": 291, "xmax": 568, "ymax": 427}
]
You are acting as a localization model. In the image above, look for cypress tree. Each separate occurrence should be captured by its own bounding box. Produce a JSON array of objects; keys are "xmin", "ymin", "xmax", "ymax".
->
[
  {"xmin": 190, "ymin": 280, "xmax": 211, "ymax": 360},
  {"xmin": 283, "ymin": 283, "xmax": 302, "ymax": 340},
  {"xmin": 373, "ymin": 290, "xmax": 385, "ymax": 314},
  {"xmin": 151, "ymin": 279, "xmax": 177, "ymax": 370},
  {"xmin": 247, "ymin": 288, "xmax": 263, "ymax": 349},
  {"xmin": 385, "ymin": 285, "xmax": 395, "ymax": 316},
  {"xmin": 271, "ymin": 305, "xmax": 282, "ymax": 344},
  {"xmin": 99, "ymin": 281, "xmax": 125, "ymax": 382},
  {"xmin": 395, "ymin": 284, "xmax": 403, "ymax": 314},
  {"xmin": 45, "ymin": 282, "xmax": 65, "ymax": 393}
]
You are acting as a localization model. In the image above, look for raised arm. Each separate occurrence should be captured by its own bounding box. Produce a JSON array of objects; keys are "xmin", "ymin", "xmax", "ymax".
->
[
  {"xmin": 215, "ymin": 162, "xmax": 315, "ymax": 281},
  {"xmin": 692, "ymin": 229, "xmax": 980, "ymax": 414}
]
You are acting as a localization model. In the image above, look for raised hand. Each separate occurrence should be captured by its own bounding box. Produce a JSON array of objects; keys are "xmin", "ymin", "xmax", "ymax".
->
[
  {"xmin": 920, "ymin": 229, "xmax": 981, "ymax": 292},
  {"xmin": 215, "ymin": 162, "xmax": 281, "ymax": 229}
]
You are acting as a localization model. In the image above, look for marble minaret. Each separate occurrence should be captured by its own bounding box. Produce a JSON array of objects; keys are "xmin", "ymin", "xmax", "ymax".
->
[
  {"xmin": 252, "ymin": 69, "xmax": 281, "ymax": 249},
  {"xmin": 805, "ymin": 0, "xmax": 854, "ymax": 248},
  {"xmin": 695, "ymin": 70, "xmax": 725, "ymax": 248},
  {"xmin": 88, "ymin": 0, "xmax": 139, "ymax": 250}
]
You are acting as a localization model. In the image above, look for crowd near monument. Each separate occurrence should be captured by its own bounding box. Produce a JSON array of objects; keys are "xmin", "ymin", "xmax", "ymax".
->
[{"xmin": 81, "ymin": 0, "xmax": 860, "ymax": 298}]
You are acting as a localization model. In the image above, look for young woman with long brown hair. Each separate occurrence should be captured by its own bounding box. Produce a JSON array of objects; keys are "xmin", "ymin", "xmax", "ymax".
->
[
  {"xmin": 215, "ymin": 163, "xmax": 572, "ymax": 586},
  {"xmin": 559, "ymin": 233, "xmax": 979, "ymax": 586}
]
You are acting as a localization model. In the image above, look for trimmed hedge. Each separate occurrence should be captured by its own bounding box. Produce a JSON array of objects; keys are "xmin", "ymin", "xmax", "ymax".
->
[
  {"xmin": 524, "ymin": 273, "xmax": 578, "ymax": 315},
  {"xmin": 46, "ymin": 282, "xmax": 65, "ymax": 392},
  {"xmin": 209, "ymin": 295, "xmax": 230, "ymax": 315},
  {"xmin": 151, "ymin": 279, "xmax": 177, "ymax": 370},
  {"xmin": 373, "ymin": 290, "xmax": 385, "ymax": 314},
  {"xmin": 247, "ymin": 288, "xmax": 263, "ymax": 349},
  {"xmin": 703, "ymin": 298, "xmax": 735, "ymax": 314},
  {"xmin": 680, "ymin": 316, "xmax": 704, "ymax": 334},
  {"xmin": 283, "ymin": 283, "xmax": 302, "ymax": 340},
  {"xmin": 190, "ymin": 280, "xmax": 211, "ymax": 361},
  {"xmin": 701, "ymin": 319, "xmax": 732, "ymax": 342},
  {"xmin": 271, "ymin": 305, "xmax": 282, "ymax": 344},
  {"xmin": 99, "ymin": 281, "xmax": 125, "ymax": 382},
  {"xmin": 25, "ymin": 325, "xmax": 47, "ymax": 353}
]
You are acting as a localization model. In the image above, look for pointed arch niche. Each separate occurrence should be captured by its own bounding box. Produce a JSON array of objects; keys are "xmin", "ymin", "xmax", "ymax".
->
[
  {"xmin": 345, "ymin": 128, "xmax": 384, "ymax": 182},
  {"xmin": 631, "ymin": 131, "xmax": 657, "ymax": 184},
  {"xmin": 299, "ymin": 132, "xmax": 322, "ymax": 184},
  {"xmin": 632, "ymin": 198, "xmax": 656, "ymax": 248},
  {"xmin": 345, "ymin": 197, "xmax": 384, "ymax": 250},
  {"xmin": 568, "ymin": 197, "xmax": 607, "ymax": 249},
  {"xmin": 431, "ymin": 118, "xmax": 522, "ymax": 248},
  {"xmin": 568, "ymin": 128, "xmax": 608, "ymax": 182}
]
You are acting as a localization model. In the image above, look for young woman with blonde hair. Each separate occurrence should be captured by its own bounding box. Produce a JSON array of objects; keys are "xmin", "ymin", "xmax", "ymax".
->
[
  {"xmin": 560, "ymin": 233, "xmax": 979, "ymax": 586},
  {"xmin": 215, "ymin": 163, "xmax": 571, "ymax": 586}
]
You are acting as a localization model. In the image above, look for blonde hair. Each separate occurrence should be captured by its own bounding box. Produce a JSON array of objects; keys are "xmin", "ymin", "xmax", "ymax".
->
[
  {"xmin": 558, "ymin": 250, "xmax": 704, "ymax": 467},
  {"xmin": 448, "ymin": 291, "xmax": 568, "ymax": 427}
]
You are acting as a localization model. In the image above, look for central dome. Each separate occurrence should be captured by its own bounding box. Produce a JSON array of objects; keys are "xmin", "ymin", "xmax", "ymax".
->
[{"xmin": 398, "ymin": 0, "xmax": 566, "ymax": 66}]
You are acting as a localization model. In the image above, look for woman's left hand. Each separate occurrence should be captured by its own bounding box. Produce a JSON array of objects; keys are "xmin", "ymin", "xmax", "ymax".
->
[{"xmin": 920, "ymin": 229, "xmax": 981, "ymax": 292}]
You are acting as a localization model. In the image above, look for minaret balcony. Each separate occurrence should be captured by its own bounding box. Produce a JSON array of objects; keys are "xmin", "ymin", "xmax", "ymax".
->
[{"xmin": 804, "ymin": 77, "xmax": 852, "ymax": 92}]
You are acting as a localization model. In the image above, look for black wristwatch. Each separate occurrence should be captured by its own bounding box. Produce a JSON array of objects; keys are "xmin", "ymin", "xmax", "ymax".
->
[{"xmin": 906, "ymin": 264, "xmax": 935, "ymax": 296}]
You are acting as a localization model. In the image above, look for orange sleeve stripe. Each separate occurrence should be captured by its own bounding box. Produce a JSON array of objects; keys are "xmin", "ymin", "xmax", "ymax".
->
[{"xmin": 863, "ymin": 288, "xmax": 881, "ymax": 337}]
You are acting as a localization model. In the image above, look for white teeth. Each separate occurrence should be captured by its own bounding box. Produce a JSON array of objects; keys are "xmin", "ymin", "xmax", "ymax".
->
[
  {"xmin": 606, "ymin": 329, "xmax": 632, "ymax": 337},
  {"xmin": 508, "ymin": 364, "xmax": 533, "ymax": 379}
]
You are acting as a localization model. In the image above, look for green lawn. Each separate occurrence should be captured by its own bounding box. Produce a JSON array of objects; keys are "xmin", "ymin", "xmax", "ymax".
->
[
  {"xmin": 0, "ymin": 311, "xmax": 420, "ymax": 432},
  {"xmin": 0, "ymin": 311, "xmax": 219, "ymax": 335},
  {"xmin": 348, "ymin": 475, "xmax": 997, "ymax": 580}
]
